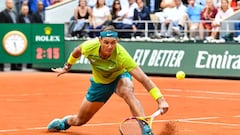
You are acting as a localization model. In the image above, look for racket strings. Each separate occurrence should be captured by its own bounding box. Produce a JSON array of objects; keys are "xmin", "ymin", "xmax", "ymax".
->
[
  {"xmin": 121, "ymin": 119, "xmax": 142, "ymax": 135},
  {"xmin": 120, "ymin": 119, "xmax": 153, "ymax": 135}
]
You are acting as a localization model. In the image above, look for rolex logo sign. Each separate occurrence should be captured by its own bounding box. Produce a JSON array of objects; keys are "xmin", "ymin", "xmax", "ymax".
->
[{"xmin": 34, "ymin": 26, "xmax": 61, "ymax": 42}]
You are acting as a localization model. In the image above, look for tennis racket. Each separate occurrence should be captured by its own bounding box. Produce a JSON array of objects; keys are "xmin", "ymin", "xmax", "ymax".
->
[{"xmin": 119, "ymin": 109, "xmax": 163, "ymax": 135}]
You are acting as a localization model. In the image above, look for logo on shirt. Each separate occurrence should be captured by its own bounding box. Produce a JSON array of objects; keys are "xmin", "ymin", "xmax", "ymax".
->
[
  {"xmin": 108, "ymin": 66, "xmax": 114, "ymax": 69},
  {"xmin": 90, "ymin": 59, "xmax": 96, "ymax": 62}
]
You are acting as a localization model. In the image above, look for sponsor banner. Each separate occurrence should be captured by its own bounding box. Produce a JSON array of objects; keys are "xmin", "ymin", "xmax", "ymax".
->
[{"xmin": 63, "ymin": 41, "xmax": 240, "ymax": 78}]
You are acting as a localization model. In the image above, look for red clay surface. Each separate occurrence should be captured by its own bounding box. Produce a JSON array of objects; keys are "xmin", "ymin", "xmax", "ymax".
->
[{"xmin": 0, "ymin": 72, "xmax": 240, "ymax": 135}]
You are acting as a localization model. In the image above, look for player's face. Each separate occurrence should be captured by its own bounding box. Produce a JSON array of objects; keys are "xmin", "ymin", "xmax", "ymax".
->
[{"xmin": 99, "ymin": 37, "xmax": 118, "ymax": 57}]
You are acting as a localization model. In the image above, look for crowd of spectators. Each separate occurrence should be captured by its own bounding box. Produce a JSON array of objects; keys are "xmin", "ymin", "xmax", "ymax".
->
[{"xmin": 66, "ymin": 0, "xmax": 240, "ymax": 42}]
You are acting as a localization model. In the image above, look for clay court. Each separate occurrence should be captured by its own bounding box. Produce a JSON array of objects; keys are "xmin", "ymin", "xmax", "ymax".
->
[{"xmin": 0, "ymin": 71, "xmax": 239, "ymax": 135}]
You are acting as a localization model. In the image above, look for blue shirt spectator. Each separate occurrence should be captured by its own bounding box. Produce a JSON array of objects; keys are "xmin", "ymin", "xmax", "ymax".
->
[{"xmin": 186, "ymin": 2, "xmax": 204, "ymax": 23}]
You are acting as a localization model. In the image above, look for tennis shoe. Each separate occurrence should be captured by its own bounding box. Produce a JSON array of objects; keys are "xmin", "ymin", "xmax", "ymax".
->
[
  {"xmin": 47, "ymin": 118, "xmax": 65, "ymax": 132},
  {"xmin": 48, "ymin": 115, "xmax": 72, "ymax": 132},
  {"xmin": 142, "ymin": 124, "xmax": 154, "ymax": 135}
]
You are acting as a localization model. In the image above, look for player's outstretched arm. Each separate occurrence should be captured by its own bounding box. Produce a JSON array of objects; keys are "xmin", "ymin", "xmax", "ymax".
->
[
  {"xmin": 130, "ymin": 66, "xmax": 169, "ymax": 114},
  {"xmin": 52, "ymin": 46, "xmax": 82, "ymax": 77}
]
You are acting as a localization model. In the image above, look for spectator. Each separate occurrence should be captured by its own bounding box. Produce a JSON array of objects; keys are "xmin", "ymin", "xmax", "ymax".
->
[
  {"xmin": 186, "ymin": 0, "xmax": 204, "ymax": 39},
  {"xmin": 206, "ymin": 0, "xmax": 234, "ymax": 40},
  {"xmin": 172, "ymin": 0, "xmax": 187, "ymax": 34},
  {"xmin": 155, "ymin": 0, "xmax": 175, "ymax": 23},
  {"xmin": 117, "ymin": 0, "xmax": 138, "ymax": 38},
  {"xmin": 199, "ymin": 0, "xmax": 217, "ymax": 40},
  {"xmin": 18, "ymin": 4, "xmax": 33, "ymax": 23},
  {"xmin": 88, "ymin": 0, "xmax": 111, "ymax": 38},
  {"xmin": 70, "ymin": 0, "xmax": 92, "ymax": 38},
  {"xmin": 111, "ymin": 0, "xmax": 125, "ymax": 28},
  {"xmin": 0, "ymin": 0, "xmax": 22, "ymax": 71},
  {"xmin": 154, "ymin": 0, "xmax": 175, "ymax": 36},
  {"xmin": 132, "ymin": 0, "xmax": 154, "ymax": 37},
  {"xmin": 14, "ymin": 0, "xmax": 28, "ymax": 15},
  {"xmin": 32, "ymin": 0, "xmax": 45, "ymax": 23},
  {"xmin": 172, "ymin": 0, "xmax": 204, "ymax": 39},
  {"xmin": 233, "ymin": 0, "xmax": 240, "ymax": 40},
  {"xmin": 230, "ymin": 0, "xmax": 239, "ymax": 11}
]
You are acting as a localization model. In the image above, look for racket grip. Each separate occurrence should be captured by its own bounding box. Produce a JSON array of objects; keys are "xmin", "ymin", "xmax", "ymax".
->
[{"xmin": 152, "ymin": 109, "xmax": 163, "ymax": 117}]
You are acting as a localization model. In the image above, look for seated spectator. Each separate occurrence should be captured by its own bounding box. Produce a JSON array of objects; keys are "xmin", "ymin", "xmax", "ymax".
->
[
  {"xmin": 157, "ymin": 0, "xmax": 186, "ymax": 38},
  {"xmin": 32, "ymin": 0, "xmax": 45, "ymax": 23},
  {"xmin": 173, "ymin": 0, "xmax": 204, "ymax": 39},
  {"xmin": 154, "ymin": 0, "xmax": 176, "ymax": 37},
  {"xmin": 132, "ymin": 0, "xmax": 154, "ymax": 37},
  {"xmin": 172, "ymin": 0, "xmax": 187, "ymax": 33},
  {"xmin": 233, "ymin": 0, "xmax": 240, "ymax": 40},
  {"xmin": 88, "ymin": 0, "xmax": 111, "ymax": 38},
  {"xmin": 111, "ymin": 0, "xmax": 125, "ymax": 28},
  {"xmin": 18, "ymin": 4, "xmax": 33, "ymax": 23},
  {"xmin": 207, "ymin": 0, "xmax": 234, "ymax": 40},
  {"xmin": 117, "ymin": 0, "xmax": 138, "ymax": 38},
  {"xmin": 230, "ymin": 0, "xmax": 240, "ymax": 11},
  {"xmin": 69, "ymin": 0, "xmax": 92, "ymax": 38},
  {"xmin": 199, "ymin": 0, "xmax": 217, "ymax": 40}
]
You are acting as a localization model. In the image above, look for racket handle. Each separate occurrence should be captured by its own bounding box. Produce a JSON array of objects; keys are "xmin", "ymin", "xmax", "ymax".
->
[{"xmin": 152, "ymin": 109, "xmax": 163, "ymax": 117}]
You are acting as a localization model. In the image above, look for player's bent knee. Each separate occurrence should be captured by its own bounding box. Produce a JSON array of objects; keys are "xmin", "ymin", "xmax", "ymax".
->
[{"xmin": 118, "ymin": 88, "xmax": 135, "ymax": 100}]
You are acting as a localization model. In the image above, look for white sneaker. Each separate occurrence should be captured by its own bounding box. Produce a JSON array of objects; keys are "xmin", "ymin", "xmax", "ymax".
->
[{"xmin": 206, "ymin": 36, "xmax": 214, "ymax": 41}]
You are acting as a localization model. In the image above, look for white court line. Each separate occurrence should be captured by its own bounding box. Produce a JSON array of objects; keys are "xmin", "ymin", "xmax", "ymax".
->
[
  {"xmin": 163, "ymin": 88, "xmax": 240, "ymax": 96},
  {"xmin": 0, "ymin": 116, "xmax": 220, "ymax": 133},
  {"xmin": 180, "ymin": 120, "xmax": 240, "ymax": 127},
  {"xmin": 136, "ymin": 93, "xmax": 240, "ymax": 101}
]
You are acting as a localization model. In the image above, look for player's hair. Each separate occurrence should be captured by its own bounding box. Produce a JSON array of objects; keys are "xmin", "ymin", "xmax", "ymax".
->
[{"xmin": 101, "ymin": 25, "xmax": 117, "ymax": 32}]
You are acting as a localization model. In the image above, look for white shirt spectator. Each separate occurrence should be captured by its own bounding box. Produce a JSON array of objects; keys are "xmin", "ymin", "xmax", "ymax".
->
[
  {"xmin": 214, "ymin": 7, "xmax": 234, "ymax": 24},
  {"xmin": 92, "ymin": 5, "xmax": 110, "ymax": 26},
  {"xmin": 119, "ymin": 2, "xmax": 137, "ymax": 24}
]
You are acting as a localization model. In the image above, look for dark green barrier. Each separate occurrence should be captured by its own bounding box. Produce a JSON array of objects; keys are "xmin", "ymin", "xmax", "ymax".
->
[{"xmin": 38, "ymin": 40, "xmax": 240, "ymax": 78}]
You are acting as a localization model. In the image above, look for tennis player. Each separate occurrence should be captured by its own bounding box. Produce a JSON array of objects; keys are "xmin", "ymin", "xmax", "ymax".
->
[{"xmin": 48, "ymin": 25, "xmax": 169, "ymax": 134}]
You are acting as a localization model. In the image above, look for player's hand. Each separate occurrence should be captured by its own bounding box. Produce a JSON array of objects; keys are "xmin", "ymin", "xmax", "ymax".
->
[
  {"xmin": 157, "ymin": 97, "xmax": 169, "ymax": 114},
  {"xmin": 51, "ymin": 67, "xmax": 68, "ymax": 77}
]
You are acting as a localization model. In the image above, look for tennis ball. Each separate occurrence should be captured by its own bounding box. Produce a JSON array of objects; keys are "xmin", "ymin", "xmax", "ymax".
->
[{"xmin": 176, "ymin": 71, "xmax": 185, "ymax": 80}]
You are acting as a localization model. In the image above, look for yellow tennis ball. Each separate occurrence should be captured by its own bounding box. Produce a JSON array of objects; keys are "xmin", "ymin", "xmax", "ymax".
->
[{"xmin": 176, "ymin": 71, "xmax": 185, "ymax": 80}]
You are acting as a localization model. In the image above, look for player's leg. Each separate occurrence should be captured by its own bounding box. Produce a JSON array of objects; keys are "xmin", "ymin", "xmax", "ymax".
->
[
  {"xmin": 115, "ymin": 77, "xmax": 145, "ymax": 116},
  {"xmin": 115, "ymin": 72, "xmax": 153, "ymax": 135},
  {"xmin": 47, "ymin": 98, "xmax": 105, "ymax": 132},
  {"xmin": 48, "ymin": 78, "xmax": 114, "ymax": 132},
  {"xmin": 67, "ymin": 98, "xmax": 105, "ymax": 126}
]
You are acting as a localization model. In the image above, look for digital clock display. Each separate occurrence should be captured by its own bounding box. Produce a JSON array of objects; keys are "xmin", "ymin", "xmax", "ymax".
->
[
  {"xmin": 36, "ymin": 47, "xmax": 60, "ymax": 59},
  {"xmin": 32, "ymin": 45, "xmax": 64, "ymax": 63}
]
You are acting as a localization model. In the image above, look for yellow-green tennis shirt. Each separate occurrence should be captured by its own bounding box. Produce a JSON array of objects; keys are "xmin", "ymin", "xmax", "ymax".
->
[{"xmin": 80, "ymin": 39, "xmax": 137, "ymax": 84}]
